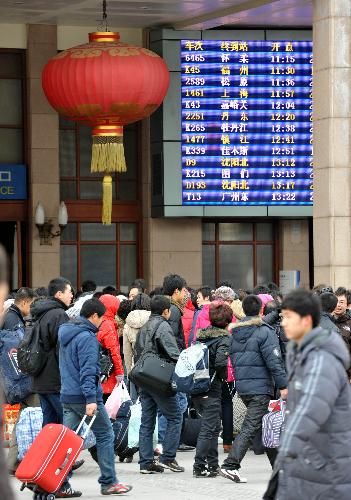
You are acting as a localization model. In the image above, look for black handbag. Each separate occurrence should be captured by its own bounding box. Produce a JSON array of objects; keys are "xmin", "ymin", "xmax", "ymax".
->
[{"xmin": 129, "ymin": 322, "xmax": 176, "ymax": 395}]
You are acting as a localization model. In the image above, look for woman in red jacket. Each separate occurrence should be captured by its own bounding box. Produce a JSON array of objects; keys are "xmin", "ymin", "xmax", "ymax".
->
[{"xmin": 98, "ymin": 294, "xmax": 124, "ymax": 401}]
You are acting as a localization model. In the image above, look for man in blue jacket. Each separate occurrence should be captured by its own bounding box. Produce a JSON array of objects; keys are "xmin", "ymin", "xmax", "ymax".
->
[
  {"xmin": 59, "ymin": 298, "xmax": 132, "ymax": 497},
  {"xmin": 221, "ymin": 294, "xmax": 288, "ymax": 483}
]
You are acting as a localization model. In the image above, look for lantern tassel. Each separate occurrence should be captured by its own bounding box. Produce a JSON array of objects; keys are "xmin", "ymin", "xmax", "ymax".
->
[
  {"xmin": 102, "ymin": 175, "xmax": 113, "ymax": 225},
  {"xmin": 91, "ymin": 137, "xmax": 127, "ymax": 173}
]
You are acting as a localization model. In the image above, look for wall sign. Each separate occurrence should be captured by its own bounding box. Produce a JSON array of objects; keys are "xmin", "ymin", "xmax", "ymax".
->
[{"xmin": 0, "ymin": 164, "xmax": 27, "ymax": 200}]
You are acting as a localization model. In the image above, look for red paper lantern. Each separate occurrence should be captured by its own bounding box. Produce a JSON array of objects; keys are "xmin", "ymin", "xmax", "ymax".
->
[{"xmin": 42, "ymin": 32, "xmax": 170, "ymax": 223}]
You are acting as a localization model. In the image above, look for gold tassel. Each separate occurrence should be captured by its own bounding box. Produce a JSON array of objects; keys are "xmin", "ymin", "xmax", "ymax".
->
[
  {"xmin": 91, "ymin": 142, "xmax": 126, "ymax": 173},
  {"xmin": 102, "ymin": 175, "xmax": 113, "ymax": 225}
]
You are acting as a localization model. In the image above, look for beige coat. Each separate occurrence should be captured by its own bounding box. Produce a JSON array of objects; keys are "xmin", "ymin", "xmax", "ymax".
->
[{"xmin": 123, "ymin": 309, "xmax": 151, "ymax": 374}]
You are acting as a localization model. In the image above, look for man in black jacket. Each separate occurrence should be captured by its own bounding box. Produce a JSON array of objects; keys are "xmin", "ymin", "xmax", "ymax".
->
[
  {"xmin": 31, "ymin": 277, "xmax": 72, "ymax": 426},
  {"xmin": 333, "ymin": 287, "xmax": 351, "ymax": 354},
  {"xmin": 3, "ymin": 287, "xmax": 36, "ymax": 331},
  {"xmin": 221, "ymin": 295, "xmax": 288, "ymax": 483},
  {"xmin": 134, "ymin": 295, "xmax": 184, "ymax": 475},
  {"xmin": 162, "ymin": 274, "xmax": 191, "ymax": 452},
  {"xmin": 162, "ymin": 274, "xmax": 187, "ymax": 351},
  {"xmin": 4, "ymin": 287, "xmax": 38, "ymax": 475}
]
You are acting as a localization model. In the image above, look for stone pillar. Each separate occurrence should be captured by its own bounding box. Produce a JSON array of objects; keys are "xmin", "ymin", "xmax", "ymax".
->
[
  {"xmin": 313, "ymin": 1, "xmax": 351, "ymax": 287},
  {"xmin": 27, "ymin": 25, "xmax": 60, "ymax": 287}
]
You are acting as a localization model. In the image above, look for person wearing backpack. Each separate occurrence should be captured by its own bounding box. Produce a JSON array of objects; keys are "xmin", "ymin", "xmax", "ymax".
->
[
  {"xmin": 30, "ymin": 277, "xmax": 73, "ymax": 426},
  {"xmin": 133, "ymin": 295, "xmax": 184, "ymax": 474},
  {"xmin": 2, "ymin": 287, "xmax": 39, "ymax": 475},
  {"xmin": 3, "ymin": 287, "xmax": 37, "ymax": 331},
  {"xmin": 192, "ymin": 301, "xmax": 231, "ymax": 478}
]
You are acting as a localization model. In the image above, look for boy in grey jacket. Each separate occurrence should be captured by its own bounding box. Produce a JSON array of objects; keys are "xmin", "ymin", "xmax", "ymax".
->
[{"xmin": 266, "ymin": 289, "xmax": 351, "ymax": 500}]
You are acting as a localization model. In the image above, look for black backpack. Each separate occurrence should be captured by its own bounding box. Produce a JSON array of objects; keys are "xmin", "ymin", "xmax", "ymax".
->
[
  {"xmin": 17, "ymin": 315, "xmax": 49, "ymax": 376},
  {"xmin": 99, "ymin": 346, "xmax": 114, "ymax": 382}
]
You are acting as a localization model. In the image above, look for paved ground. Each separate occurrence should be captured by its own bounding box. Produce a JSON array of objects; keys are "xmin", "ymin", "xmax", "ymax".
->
[{"xmin": 10, "ymin": 448, "xmax": 271, "ymax": 499}]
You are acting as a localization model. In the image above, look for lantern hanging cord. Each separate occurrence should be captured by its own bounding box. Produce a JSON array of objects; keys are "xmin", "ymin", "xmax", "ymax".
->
[{"xmin": 97, "ymin": 0, "xmax": 109, "ymax": 31}]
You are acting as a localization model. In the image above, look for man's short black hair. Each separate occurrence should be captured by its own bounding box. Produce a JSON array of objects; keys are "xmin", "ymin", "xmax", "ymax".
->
[
  {"xmin": 151, "ymin": 295, "xmax": 171, "ymax": 315},
  {"xmin": 35, "ymin": 287, "xmax": 48, "ymax": 298},
  {"xmin": 80, "ymin": 298, "xmax": 106, "ymax": 319},
  {"xmin": 320, "ymin": 292, "xmax": 338, "ymax": 314},
  {"xmin": 263, "ymin": 300, "xmax": 278, "ymax": 316},
  {"xmin": 81, "ymin": 280, "xmax": 96, "ymax": 293},
  {"xmin": 131, "ymin": 278, "xmax": 146, "ymax": 292},
  {"xmin": 335, "ymin": 287, "xmax": 351, "ymax": 305},
  {"xmin": 253, "ymin": 284, "xmax": 270, "ymax": 295},
  {"xmin": 282, "ymin": 289, "xmax": 321, "ymax": 328},
  {"xmin": 14, "ymin": 287, "xmax": 37, "ymax": 304},
  {"xmin": 48, "ymin": 277, "xmax": 71, "ymax": 297},
  {"xmin": 117, "ymin": 299, "xmax": 132, "ymax": 321},
  {"xmin": 149, "ymin": 286, "xmax": 163, "ymax": 298},
  {"xmin": 197, "ymin": 286, "xmax": 212, "ymax": 301},
  {"xmin": 162, "ymin": 274, "xmax": 186, "ymax": 296},
  {"xmin": 131, "ymin": 293, "xmax": 151, "ymax": 311},
  {"xmin": 267, "ymin": 282, "xmax": 279, "ymax": 292},
  {"xmin": 92, "ymin": 291, "xmax": 103, "ymax": 299},
  {"xmin": 242, "ymin": 294, "xmax": 262, "ymax": 317},
  {"xmin": 102, "ymin": 285, "xmax": 117, "ymax": 295},
  {"xmin": 218, "ymin": 280, "xmax": 233, "ymax": 289}
]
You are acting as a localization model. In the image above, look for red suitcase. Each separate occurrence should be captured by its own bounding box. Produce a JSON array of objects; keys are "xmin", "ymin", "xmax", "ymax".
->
[{"xmin": 16, "ymin": 414, "xmax": 95, "ymax": 498}]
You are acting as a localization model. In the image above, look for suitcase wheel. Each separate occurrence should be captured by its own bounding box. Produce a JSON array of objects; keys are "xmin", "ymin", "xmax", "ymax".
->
[{"xmin": 33, "ymin": 494, "xmax": 55, "ymax": 500}]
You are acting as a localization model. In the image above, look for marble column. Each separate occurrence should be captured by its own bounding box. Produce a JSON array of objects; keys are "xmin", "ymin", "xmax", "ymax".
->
[
  {"xmin": 27, "ymin": 24, "xmax": 60, "ymax": 287},
  {"xmin": 313, "ymin": 0, "xmax": 351, "ymax": 287}
]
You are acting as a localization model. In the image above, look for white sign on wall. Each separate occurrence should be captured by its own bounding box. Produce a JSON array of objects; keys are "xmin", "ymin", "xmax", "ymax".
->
[{"xmin": 279, "ymin": 270, "xmax": 301, "ymax": 296}]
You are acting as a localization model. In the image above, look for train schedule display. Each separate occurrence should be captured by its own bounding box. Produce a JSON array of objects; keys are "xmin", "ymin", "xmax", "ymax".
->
[{"xmin": 181, "ymin": 40, "xmax": 313, "ymax": 206}]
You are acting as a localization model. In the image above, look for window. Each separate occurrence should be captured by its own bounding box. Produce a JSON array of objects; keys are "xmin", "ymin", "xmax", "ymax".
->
[
  {"xmin": 60, "ymin": 222, "xmax": 138, "ymax": 292},
  {"xmin": 202, "ymin": 222, "xmax": 277, "ymax": 289},
  {"xmin": 0, "ymin": 51, "xmax": 25, "ymax": 163},
  {"xmin": 59, "ymin": 119, "xmax": 139, "ymax": 201}
]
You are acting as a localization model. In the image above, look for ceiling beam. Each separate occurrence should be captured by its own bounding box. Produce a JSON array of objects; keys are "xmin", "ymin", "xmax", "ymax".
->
[{"xmin": 173, "ymin": 0, "xmax": 280, "ymax": 30}]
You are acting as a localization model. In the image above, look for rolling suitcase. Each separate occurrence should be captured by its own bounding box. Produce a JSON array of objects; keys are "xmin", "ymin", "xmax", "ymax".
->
[{"xmin": 16, "ymin": 414, "xmax": 95, "ymax": 499}]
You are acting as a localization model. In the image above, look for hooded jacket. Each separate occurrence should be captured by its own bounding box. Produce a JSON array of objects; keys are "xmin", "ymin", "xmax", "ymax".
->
[
  {"xmin": 3, "ymin": 304, "xmax": 25, "ymax": 331},
  {"xmin": 58, "ymin": 317, "xmax": 103, "ymax": 404},
  {"xmin": 31, "ymin": 298, "xmax": 69, "ymax": 394},
  {"xmin": 123, "ymin": 309, "xmax": 151, "ymax": 374},
  {"xmin": 229, "ymin": 316, "xmax": 287, "ymax": 396},
  {"xmin": 98, "ymin": 294, "xmax": 123, "ymax": 393},
  {"xmin": 134, "ymin": 314, "xmax": 180, "ymax": 365},
  {"xmin": 196, "ymin": 326, "xmax": 230, "ymax": 397},
  {"xmin": 319, "ymin": 312, "xmax": 340, "ymax": 333},
  {"xmin": 275, "ymin": 328, "xmax": 351, "ymax": 500},
  {"xmin": 231, "ymin": 299, "xmax": 245, "ymax": 320}
]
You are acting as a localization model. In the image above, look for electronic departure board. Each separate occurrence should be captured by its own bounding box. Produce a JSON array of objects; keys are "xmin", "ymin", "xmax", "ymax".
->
[{"xmin": 181, "ymin": 40, "xmax": 313, "ymax": 206}]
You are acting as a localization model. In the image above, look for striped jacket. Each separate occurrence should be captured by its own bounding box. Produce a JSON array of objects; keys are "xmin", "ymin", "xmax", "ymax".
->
[{"xmin": 275, "ymin": 327, "xmax": 351, "ymax": 500}]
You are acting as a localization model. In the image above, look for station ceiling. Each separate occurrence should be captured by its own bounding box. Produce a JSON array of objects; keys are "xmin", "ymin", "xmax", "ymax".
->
[{"xmin": 0, "ymin": 0, "xmax": 312, "ymax": 29}]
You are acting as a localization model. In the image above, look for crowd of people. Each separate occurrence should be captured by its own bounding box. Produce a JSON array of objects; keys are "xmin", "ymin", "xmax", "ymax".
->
[{"xmin": 1, "ymin": 269, "xmax": 351, "ymax": 499}]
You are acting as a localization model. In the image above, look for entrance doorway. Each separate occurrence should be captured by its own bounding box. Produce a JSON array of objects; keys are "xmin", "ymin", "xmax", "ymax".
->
[{"xmin": 0, "ymin": 222, "xmax": 25, "ymax": 290}]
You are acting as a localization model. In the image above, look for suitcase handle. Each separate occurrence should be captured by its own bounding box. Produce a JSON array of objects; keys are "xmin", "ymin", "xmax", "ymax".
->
[
  {"xmin": 55, "ymin": 447, "xmax": 73, "ymax": 476},
  {"xmin": 75, "ymin": 413, "xmax": 97, "ymax": 439}
]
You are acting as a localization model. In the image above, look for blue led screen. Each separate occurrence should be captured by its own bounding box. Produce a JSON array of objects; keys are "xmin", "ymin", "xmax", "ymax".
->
[{"xmin": 181, "ymin": 40, "xmax": 313, "ymax": 206}]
